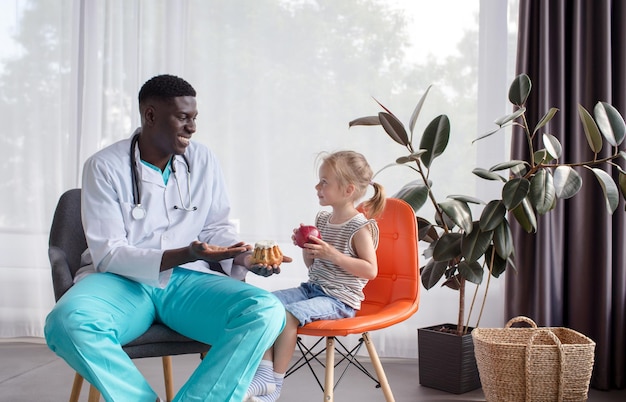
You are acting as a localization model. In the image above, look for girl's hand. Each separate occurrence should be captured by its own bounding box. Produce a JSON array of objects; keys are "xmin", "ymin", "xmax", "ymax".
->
[
  {"xmin": 302, "ymin": 236, "xmax": 338, "ymax": 263},
  {"xmin": 291, "ymin": 224, "xmax": 305, "ymax": 246}
]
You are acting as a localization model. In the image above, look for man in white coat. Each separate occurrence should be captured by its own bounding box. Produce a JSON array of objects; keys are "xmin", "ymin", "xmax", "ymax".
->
[{"xmin": 45, "ymin": 74, "xmax": 288, "ymax": 402}]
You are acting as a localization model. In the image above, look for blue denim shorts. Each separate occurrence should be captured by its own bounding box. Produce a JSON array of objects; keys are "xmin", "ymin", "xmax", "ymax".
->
[{"xmin": 272, "ymin": 282, "xmax": 355, "ymax": 326}]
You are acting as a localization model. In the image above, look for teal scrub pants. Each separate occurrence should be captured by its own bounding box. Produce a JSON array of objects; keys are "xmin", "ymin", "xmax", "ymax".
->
[{"xmin": 44, "ymin": 268, "xmax": 285, "ymax": 402}]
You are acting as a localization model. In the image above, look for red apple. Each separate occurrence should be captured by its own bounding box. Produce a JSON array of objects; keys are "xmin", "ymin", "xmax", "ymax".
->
[{"xmin": 295, "ymin": 225, "xmax": 321, "ymax": 248}]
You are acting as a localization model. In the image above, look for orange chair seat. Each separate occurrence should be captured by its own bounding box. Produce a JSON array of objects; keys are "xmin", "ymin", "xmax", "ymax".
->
[{"xmin": 297, "ymin": 300, "xmax": 418, "ymax": 336}]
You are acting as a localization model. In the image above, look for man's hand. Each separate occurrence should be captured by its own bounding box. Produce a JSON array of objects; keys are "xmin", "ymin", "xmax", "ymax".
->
[
  {"xmin": 246, "ymin": 254, "xmax": 293, "ymax": 277},
  {"xmin": 190, "ymin": 241, "xmax": 252, "ymax": 262}
]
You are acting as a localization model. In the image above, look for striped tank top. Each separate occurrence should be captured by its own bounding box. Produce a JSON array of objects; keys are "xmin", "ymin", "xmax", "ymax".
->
[{"xmin": 308, "ymin": 210, "xmax": 379, "ymax": 310}]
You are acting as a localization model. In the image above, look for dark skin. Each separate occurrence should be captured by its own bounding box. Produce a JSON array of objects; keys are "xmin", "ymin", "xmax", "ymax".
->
[{"xmin": 137, "ymin": 95, "xmax": 291, "ymax": 276}]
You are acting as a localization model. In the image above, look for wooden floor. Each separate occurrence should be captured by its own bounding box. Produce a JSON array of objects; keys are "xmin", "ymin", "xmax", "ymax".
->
[{"xmin": 1, "ymin": 340, "xmax": 625, "ymax": 401}]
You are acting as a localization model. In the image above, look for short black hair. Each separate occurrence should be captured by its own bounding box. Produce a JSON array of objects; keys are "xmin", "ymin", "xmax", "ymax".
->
[{"xmin": 138, "ymin": 74, "xmax": 196, "ymax": 104}]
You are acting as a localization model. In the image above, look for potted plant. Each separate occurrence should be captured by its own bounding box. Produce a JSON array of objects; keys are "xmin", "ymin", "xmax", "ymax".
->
[{"xmin": 349, "ymin": 73, "xmax": 626, "ymax": 393}]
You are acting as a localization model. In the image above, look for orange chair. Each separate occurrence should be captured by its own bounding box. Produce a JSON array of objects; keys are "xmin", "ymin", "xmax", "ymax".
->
[{"xmin": 285, "ymin": 198, "xmax": 420, "ymax": 402}]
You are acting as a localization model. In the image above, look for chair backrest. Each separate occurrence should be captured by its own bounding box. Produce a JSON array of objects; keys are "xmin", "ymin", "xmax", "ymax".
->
[
  {"xmin": 49, "ymin": 188, "xmax": 86, "ymax": 300},
  {"xmin": 357, "ymin": 198, "xmax": 419, "ymax": 316}
]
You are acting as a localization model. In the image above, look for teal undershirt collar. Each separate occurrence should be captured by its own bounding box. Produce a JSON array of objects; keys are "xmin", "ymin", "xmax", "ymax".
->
[{"xmin": 141, "ymin": 158, "xmax": 172, "ymax": 185}]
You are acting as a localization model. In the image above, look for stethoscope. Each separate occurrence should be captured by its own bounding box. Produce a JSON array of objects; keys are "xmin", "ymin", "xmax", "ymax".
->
[{"xmin": 130, "ymin": 133, "xmax": 197, "ymax": 220}]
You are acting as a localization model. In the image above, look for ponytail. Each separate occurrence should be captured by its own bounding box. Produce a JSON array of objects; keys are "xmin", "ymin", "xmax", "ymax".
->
[{"xmin": 362, "ymin": 182, "xmax": 386, "ymax": 219}]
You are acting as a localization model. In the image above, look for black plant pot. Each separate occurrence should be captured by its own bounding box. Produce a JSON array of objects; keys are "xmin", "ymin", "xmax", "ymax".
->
[{"xmin": 417, "ymin": 324, "xmax": 481, "ymax": 394}]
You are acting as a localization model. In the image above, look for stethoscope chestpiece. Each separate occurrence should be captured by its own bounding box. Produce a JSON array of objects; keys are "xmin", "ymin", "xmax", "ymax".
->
[{"xmin": 132, "ymin": 204, "xmax": 147, "ymax": 220}]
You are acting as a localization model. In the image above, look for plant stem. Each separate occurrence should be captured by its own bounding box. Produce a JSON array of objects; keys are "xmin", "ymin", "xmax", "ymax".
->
[
  {"xmin": 465, "ymin": 280, "xmax": 480, "ymax": 335},
  {"xmin": 457, "ymin": 278, "xmax": 465, "ymax": 335},
  {"xmin": 412, "ymin": 159, "xmax": 449, "ymax": 232},
  {"xmin": 522, "ymin": 112, "xmax": 535, "ymax": 167},
  {"xmin": 475, "ymin": 247, "xmax": 496, "ymax": 329}
]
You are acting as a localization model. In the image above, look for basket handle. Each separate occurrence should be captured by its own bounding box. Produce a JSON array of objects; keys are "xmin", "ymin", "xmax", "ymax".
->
[
  {"xmin": 525, "ymin": 329, "xmax": 565, "ymax": 402},
  {"xmin": 505, "ymin": 316, "xmax": 538, "ymax": 328}
]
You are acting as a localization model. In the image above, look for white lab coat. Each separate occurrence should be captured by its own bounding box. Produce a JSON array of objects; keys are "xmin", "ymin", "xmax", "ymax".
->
[{"xmin": 77, "ymin": 132, "xmax": 246, "ymax": 287}]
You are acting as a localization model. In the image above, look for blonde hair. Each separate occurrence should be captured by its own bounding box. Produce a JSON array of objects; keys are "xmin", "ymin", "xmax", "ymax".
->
[{"xmin": 319, "ymin": 151, "xmax": 386, "ymax": 219}]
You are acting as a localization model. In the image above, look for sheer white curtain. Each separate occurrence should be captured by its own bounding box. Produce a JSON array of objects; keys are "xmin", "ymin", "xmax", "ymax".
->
[{"xmin": 0, "ymin": 0, "xmax": 517, "ymax": 359}]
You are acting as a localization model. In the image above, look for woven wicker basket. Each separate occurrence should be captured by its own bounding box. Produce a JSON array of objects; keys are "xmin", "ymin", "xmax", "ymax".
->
[{"xmin": 472, "ymin": 316, "xmax": 595, "ymax": 402}]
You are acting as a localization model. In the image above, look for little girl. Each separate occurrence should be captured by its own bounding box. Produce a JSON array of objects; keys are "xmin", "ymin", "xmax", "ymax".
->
[{"xmin": 245, "ymin": 150, "xmax": 386, "ymax": 402}]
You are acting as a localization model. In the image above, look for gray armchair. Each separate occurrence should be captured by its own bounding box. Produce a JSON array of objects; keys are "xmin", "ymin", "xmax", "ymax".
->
[{"xmin": 48, "ymin": 188, "xmax": 211, "ymax": 402}]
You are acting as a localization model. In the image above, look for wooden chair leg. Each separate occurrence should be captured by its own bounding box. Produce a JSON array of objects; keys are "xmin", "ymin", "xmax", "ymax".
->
[
  {"xmin": 362, "ymin": 332, "xmax": 395, "ymax": 402},
  {"xmin": 87, "ymin": 384, "xmax": 100, "ymax": 402},
  {"xmin": 323, "ymin": 337, "xmax": 335, "ymax": 402},
  {"xmin": 162, "ymin": 356, "xmax": 174, "ymax": 402},
  {"xmin": 69, "ymin": 372, "xmax": 83, "ymax": 402}
]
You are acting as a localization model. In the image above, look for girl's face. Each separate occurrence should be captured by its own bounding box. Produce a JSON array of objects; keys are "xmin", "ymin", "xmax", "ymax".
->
[{"xmin": 315, "ymin": 162, "xmax": 345, "ymax": 207}]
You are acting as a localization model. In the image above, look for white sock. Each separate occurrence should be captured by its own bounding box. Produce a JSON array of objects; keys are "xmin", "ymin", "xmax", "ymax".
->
[
  {"xmin": 245, "ymin": 360, "xmax": 276, "ymax": 398},
  {"xmin": 250, "ymin": 372, "xmax": 284, "ymax": 402}
]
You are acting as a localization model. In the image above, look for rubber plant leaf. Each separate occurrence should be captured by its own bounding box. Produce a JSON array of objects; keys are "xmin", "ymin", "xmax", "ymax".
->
[
  {"xmin": 432, "ymin": 232, "xmax": 463, "ymax": 262},
  {"xmin": 348, "ymin": 116, "xmax": 380, "ymax": 128},
  {"xmin": 393, "ymin": 180, "xmax": 430, "ymax": 212},
  {"xmin": 533, "ymin": 149, "xmax": 553, "ymax": 165},
  {"xmin": 619, "ymin": 171, "xmax": 626, "ymax": 208},
  {"xmin": 543, "ymin": 133, "xmax": 562, "ymax": 159},
  {"xmin": 417, "ymin": 217, "xmax": 439, "ymax": 243},
  {"xmin": 553, "ymin": 166, "xmax": 583, "ymax": 199},
  {"xmin": 461, "ymin": 222, "xmax": 493, "ymax": 263},
  {"xmin": 472, "ymin": 124, "xmax": 509, "ymax": 143},
  {"xmin": 372, "ymin": 97, "xmax": 396, "ymax": 116},
  {"xmin": 493, "ymin": 219, "xmax": 513, "ymax": 259},
  {"xmin": 396, "ymin": 150, "xmax": 427, "ymax": 164},
  {"xmin": 473, "ymin": 168, "xmax": 506, "ymax": 182},
  {"xmin": 457, "ymin": 260, "xmax": 483, "ymax": 285},
  {"xmin": 594, "ymin": 101, "xmax": 626, "ymax": 147},
  {"xmin": 493, "ymin": 107, "xmax": 526, "ymax": 127},
  {"xmin": 489, "ymin": 160, "xmax": 528, "ymax": 172},
  {"xmin": 478, "ymin": 200, "xmax": 506, "ymax": 232},
  {"xmin": 421, "ymin": 259, "xmax": 448, "ymax": 290},
  {"xmin": 508, "ymin": 73, "xmax": 532, "ymax": 106},
  {"xmin": 502, "ymin": 177, "xmax": 530, "ymax": 210},
  {"xmin": 587, "ymin": 167, "xmax": 619, "ymax": 214},
  {"xmin": 532, "ymin": 107, "xmax": 559, "ymax": 136},
  {"xmin": 379, "ymin": 112, "xmax": 410, "ymax": 146},
  {"xmin": 486, "ymin": 245, "xmax": 508, "ymax": 278},
  {"xmin": 409, "ymin": 85, "xmax": 432, "ymax": 137},
  {"xmin": 435, "ymin": 208, "xmax": 456, "ymax": 231},
  {"xmin": 511, "ymin": 162, "xmax": 528, "ymax": 177},
  {"xmin": 409, "ymin": 150, "xmax": 427, "ymax": 160},
  {"xmin": 447, "ymin": 194, "xmax": 485, "ymax": 205},
  {"xmin": 578, "ymin": 105, "xmax": 603, "ymax": 153},
  {"xmin": 511, "ymin": 197, "xmax": 537, "ymax": 233},
  {"xmin": 507, "ymin": 250, "xmax": 517, "ymax": 272},
  {"xmin": 439, "ymin": 199, "xmax": 473, "ymax": 234},
  {"xmin": 442, "ymin": 273, "xmax": 462, "ymax": 290},
  {"xmin": 419, "ymin": 114, "xmax": 450, "ymax": 168},
  {"xmin": 529, "ymin": 169, "xmax": 556, "ymax": 215}
]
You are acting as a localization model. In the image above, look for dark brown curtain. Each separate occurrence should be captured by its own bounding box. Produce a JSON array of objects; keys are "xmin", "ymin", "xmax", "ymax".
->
[{"xmin": 507, "ymin": 0, "xmax": 626, "ymax": 390}]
